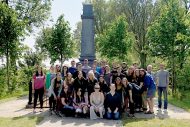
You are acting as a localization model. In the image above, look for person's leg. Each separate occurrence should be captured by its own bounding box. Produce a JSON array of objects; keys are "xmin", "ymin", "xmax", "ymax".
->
[
  {"xmin": 124, "ymin": 97, "xmax": 129, "ymax": 111},
  {"xmin": 39, "ymin": 88, "xmax": 44, "ymax": 109},
  {"xmin": 98, "ymin": 107, "xmax": 104, "ymax": 118},
  {"xmin": 49, "ymin": 95, "xmax": 53, "ymax": 111},
  {"xmin": 113, "ymin": 112, "xmax": 120, "ymax": 120},
  {"xmin": 129, "ymin": 101, "xmax": 135, "ymax": 115},
  {"xmin": 157, "ymin": 87, "xmax": 162, "ymax": 109},
  {"xmin": 33, "ymin": 89, "xmax": 39, "ymax": 110},
  {"xmin": 90, "ymin": 106, "xmax": 97, "ymax": 119},
  {"xmin": 106, "ymin": 112, "xmax": 112, "ymax": 119},
  {"xmin": 163, "ymin": 87, "xmax": 168, "ymax": 110},
  {"xmin": 142, "ymin": 91, "xmax": 147, "ymax": 110},
  {"xmin": 28, "ymin": 80, "xmax": 32, "ymax": 104},
  {"xmin": 150, "ymin": 97, "xmax": 154, "ymax": 112}
]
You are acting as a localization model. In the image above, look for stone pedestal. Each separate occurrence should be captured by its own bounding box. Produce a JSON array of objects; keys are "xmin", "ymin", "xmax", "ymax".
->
[{"xmin": 80, "ymin": 4, "xmax": 96, "ymax": 66}]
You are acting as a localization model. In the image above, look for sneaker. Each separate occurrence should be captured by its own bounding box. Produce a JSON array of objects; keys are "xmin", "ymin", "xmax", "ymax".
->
[
  {"xmin": 39, "ymin": 108, "xmax": 43, "ymax": 112},
  {"xmin": 163, "ymin": 109, "xmax": 168, "ymax": 113},
  {"xmin": 33, "ymin": 109, "xmax": 37, "ymax": 113},
  {"xmin": 157, "ymin": 108, "xmax": 161, "ymax": 111}
]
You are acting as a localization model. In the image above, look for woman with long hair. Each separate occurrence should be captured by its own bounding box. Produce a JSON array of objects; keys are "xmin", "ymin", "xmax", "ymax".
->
[
  {"xmin": 99, "ymin": 75, "xmax": 110, "ymax": 96},
  {"xmin": 32, "ymin": 66, "xmax": 45, "ymax": 113},
  {"xmin": 87, "ymin": 70, "xmax": 98, "ymax": 97},
  {"xmin": 73, "ymin": 88, "xmax": 89, "ymax": 117}
]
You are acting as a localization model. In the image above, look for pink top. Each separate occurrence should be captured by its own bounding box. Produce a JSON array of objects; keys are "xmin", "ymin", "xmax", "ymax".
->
[{"xmin": 33, "ymin": 75, "xmax": 45, "ymax": 89}]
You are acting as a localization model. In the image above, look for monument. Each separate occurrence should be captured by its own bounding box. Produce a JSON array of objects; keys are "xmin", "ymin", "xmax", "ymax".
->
[{"xmin": 80, "ymin": 3, "xmax": 96, "ymax": 65}]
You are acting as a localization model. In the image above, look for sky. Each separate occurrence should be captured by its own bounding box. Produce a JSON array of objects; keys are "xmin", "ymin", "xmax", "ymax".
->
[{"xmin": 23, "ymin": 0, "xmax": 84, "ymax": 50}]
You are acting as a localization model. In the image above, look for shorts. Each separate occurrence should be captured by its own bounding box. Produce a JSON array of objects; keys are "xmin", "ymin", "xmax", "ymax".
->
[{"xmin": 147, "ymin": 89, "xmax": 156, "ymax": 98}]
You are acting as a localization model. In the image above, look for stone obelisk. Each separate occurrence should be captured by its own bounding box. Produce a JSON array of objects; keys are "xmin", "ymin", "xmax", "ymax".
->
[{"xmin": 80, "ymin": 3, "xmax": 96, "ymax": 66}]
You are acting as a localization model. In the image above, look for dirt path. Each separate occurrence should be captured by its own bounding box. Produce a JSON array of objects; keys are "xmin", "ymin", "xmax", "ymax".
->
[{"xmin": 0, "ymin": 96, "xmax": 190, "ymax": 127}]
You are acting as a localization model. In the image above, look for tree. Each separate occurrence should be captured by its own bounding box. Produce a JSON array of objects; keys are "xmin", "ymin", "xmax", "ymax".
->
[
  {"xmin": 36, "ymin": 15, "xmax": 75, "ymax": 68},
  {"xmin": 35, "ymin": 27, "xmax": 53, "ymax": 59},
  {"xmin": 3, "ymin": 0, "xmax": 52, "ymax": 33},
  {"xmin": 147, "ymin": 0, "xmax": 190, "ymax": 93},
  {"xmin": 98, "ymin": 16, "xmax": 134, "ymax": 61},
  {"xmin": 117, "ymin": 0, "xmax": 160, "ymax": 68},
  {"xmin": 0, "ymin": 3, "xmax": 24, "ymax": 91},
  {"xmin": 72, "ymin": 21, "xmax": 82, "ymax": 56}
]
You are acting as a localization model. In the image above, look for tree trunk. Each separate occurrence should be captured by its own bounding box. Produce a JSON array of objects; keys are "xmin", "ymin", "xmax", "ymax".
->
[
  {"xmin": 140, "ymin": 53, "xmax": 147, "ymax": 69},
  {"xmin": 6, "ymin": 42, "xmax": 10, "ymax": 92}
]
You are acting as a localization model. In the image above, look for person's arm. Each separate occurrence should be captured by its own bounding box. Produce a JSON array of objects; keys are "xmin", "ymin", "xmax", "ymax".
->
[
  {"xmin": 90, "ymin": 93, "xmax": 96, "ymax": 107},
  {"xmin": 50, "ymin": 79, "xmax": 56, "ymax": 99},
  {"xmin": 58, "ymin": 80, "xmax": 63, "ymax": 97},
  {"xmin": 97, "ymin": 93, "xmax": 104, "ymax": 108},
  {"xmin": 61, "ymin": 97, "xmax": 67, "ymax": 106},
  {"xmin": 32, "ymin": 78, "xmax": 35, "ymax": 93},
  {"xmin": 166, "ymin": 71, "xmax": 169, "ymax": 89},
  {"xmin": 43, "ymin": 75, "xmax": 46, "ymax": 91},
  {"xmin": 129, "ymin": 90, "xmax": 133, "ymax": 103}
]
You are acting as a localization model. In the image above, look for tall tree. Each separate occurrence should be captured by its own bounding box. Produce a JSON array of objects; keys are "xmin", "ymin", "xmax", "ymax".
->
[
  {"xmin": 36, "ymin": 15, "xmax": 75, "ymax": 68},
  {"xmin": 98, "ymin": 16, "xmax": 134, "ymax": 61},
  {"xmin": 0, "ymin": 3, "xmax": 24, "ymax": 91},
  {"xmin": 5, "ymin": 0, "xmax": 52, "ymax": 33},
  {"xmin": 147, "ymin": 0, "xmax": 190, "ymax": 93},
  {"xmin": 117, "ymin": 0, "xmax": 160, "ymax": 68}
]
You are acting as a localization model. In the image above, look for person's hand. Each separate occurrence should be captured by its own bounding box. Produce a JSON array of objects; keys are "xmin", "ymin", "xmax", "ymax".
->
[
  {"xmin": 57, "ymin": 96, "xmax": 60, "ymax": 99},
  {"xmin": 114, "ymin": 109, "xmax": 117, "ymax": 113},
  {"xmin": 108, "ymin": 108, "xmax": 111, "ymax": 113},
  {"xmin": 54, "ymin": 96, "xmax": 57, "ymax": 100},
  {"xmin": 130, "ymin": 99, "xmax": 134, "ymax": 103},
  {"xmin": 32, "ymin": 89, "xmax": 35, "ymax": 94}
]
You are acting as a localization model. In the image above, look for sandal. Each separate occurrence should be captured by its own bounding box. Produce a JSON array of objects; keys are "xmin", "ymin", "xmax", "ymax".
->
[{"xmin": 145, "ymin": 110, "xmax": 154, "ymax": 114}]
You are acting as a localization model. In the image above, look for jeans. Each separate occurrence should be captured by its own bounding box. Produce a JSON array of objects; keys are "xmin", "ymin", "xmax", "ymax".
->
[
  {"xmin": 158, "ymin": 87, "xmax": 168, "ymax": 109},
  {"xmin": 33, "ymin": 87, "xmax": 44, "ymax": 109},
  {"xmin": 106, "ymin": 112, "xmax": 120, "ymax": 120}
]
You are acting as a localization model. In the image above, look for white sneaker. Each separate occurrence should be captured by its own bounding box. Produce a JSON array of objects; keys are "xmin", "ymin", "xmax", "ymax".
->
[
  {"xmin": 163, "ymin": 109, "xmax": 168, "ymax": 113},
  {"xmin": 157, "ymin": 108, "xmax": 161, "ymax": 111}
]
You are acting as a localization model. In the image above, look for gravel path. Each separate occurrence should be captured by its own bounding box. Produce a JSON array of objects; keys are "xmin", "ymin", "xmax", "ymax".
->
[{"xmin": 0, "ymin": 96, "xmax": 190, "ymax": 127}]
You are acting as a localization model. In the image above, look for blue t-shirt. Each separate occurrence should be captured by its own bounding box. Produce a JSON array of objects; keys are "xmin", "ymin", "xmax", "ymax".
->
[
  {"xmin": 68, "ymin": 67, "xmax": 77, "ymax": 75},
  {"xmin": 144, "ymin": 74, "xmax": 156, "ymax": 90}
]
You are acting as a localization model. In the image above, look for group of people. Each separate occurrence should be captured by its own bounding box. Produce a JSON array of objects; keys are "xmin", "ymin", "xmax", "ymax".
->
[{"xmin": 30, "ymin": 59, "xmax": 169, "ymax": 120}]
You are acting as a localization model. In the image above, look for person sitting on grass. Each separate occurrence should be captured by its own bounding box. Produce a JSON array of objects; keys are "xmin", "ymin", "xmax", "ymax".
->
[
  {"xmin": 73, "ymin": 88, "xmax": 89, "ymax": 117},
  {"xmin": 90, "ymin": 84, "xmax": 104, "ymax": 120},
  {"xmin": 104, "ymin": 83, "xmax": 122, "ymax": 120},
  {"xmin": 60, "ymin": 85, "xmax": 75, "ymax": 117}
]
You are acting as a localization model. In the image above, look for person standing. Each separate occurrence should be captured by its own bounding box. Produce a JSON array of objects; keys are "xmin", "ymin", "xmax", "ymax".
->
[
  {"xmin": 48, "ymin": 72, "xmax": 63, "ymax": 114},
  {"xmin": 68, "ymin": 60, "xmax": 77, "ymax": 75},
  {"xmin": 147, "ymin": 65, "xmax": 156, "ymax": 81},
  {"xmin": 156, "ymin": 63, "xmax": 169, "ymax": 112},
  {"xmin": 82, "ymin": 59, "xmax": 91, "ymax": 75},
  {"xmin": 139, "ymin": 69, "xmax": 156, "ymax": 114},
  {"xmin": 32, "ymin": 66, "xmax": 46, "ymax": 113}
]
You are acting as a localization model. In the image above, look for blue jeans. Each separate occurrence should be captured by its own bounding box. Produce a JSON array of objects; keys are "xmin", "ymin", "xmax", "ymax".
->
[
  {"xmin": 158, "ymin": 87, "xmax": 168, "ymax": 109},
  {"xmin": 106, "ymin": 112, "xmax": 120, "ymax": 120}
]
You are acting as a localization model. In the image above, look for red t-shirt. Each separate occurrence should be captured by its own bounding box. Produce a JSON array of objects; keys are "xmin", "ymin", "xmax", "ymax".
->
[{"xmin": 33, "ymin": 75, "xmax": 45, "ymax": 89}]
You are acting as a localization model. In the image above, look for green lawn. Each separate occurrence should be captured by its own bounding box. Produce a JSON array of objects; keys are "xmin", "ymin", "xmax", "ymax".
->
[
  {"xmin": 123, "ymin": 118, "xmax": 190, "ymax": 127},
  {"xmin": 0, "ymin": 90, "xmax": 28, "ymax": 103},
  {"xmin": 0, "ymin": 116, "xmax": 44, "ymax": 127},
  {"xmin": 168, "ymin": 92, "xmax": 190, "ymax": 112}
]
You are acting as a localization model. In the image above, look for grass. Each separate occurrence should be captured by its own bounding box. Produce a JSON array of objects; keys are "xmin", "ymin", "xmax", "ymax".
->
[
  {"xmin": 123, "ymin": 118, "xmax": 190, "ymax": 127},
  {"xmin": 0, "ymin": 116, "xmax": 44, "ymax": 127},
  {"xmin": 168, "ymin": 91, "xmax": 190, "ymax": 112},
  {"xmin": 0, "ymin": 90, "xmax": 28, "ymax": 103}
]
